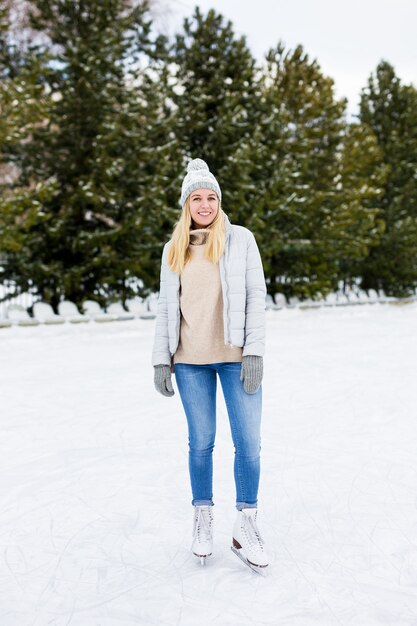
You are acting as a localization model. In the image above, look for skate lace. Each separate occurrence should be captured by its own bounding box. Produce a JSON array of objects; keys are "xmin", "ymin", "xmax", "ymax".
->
[
  {"xmin": 244, "ymin": 514, "xmax": 264, "ymax": 550},
  {"xmin": 194, "ymin": 507, "xmax": 213, "ymax": 542}
]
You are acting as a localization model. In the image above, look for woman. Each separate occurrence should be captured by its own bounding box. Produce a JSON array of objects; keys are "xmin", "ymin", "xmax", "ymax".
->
[{"xmin": 152, "ymin": 158, "xmax": 269, "ymax": 572}]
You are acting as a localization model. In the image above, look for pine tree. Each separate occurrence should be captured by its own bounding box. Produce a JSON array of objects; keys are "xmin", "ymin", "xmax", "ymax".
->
[
  {"xmin": 1, "ymin": 0, "xmax": 173, "ymax": 308},
  {"xmin": 359, "ymin": 61, "xmax": 417, "ymax": 296},
  {"xmin": 169, "ymin": 7, "xmax": 260, "ymax": 217},
  {"xmin": 248, "ymin": 42, "xmax": 384, "ymax": 299},
  {"xmin": 0, "ymin": 1, "xmax": 49, "ymax": 295},
  {"xmin": 335, "ymin": 121, "xmax": 387, "ymax": 288}
]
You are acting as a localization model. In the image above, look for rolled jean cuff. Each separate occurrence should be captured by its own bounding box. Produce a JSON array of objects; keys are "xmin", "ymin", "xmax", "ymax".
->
[
  {"xmin": 236, "ymin": 501, "xmax": 257, "ymax": 511},
  {"xmin": 192, "ymin": 499, "xmax": 214, "ymax": 507}
]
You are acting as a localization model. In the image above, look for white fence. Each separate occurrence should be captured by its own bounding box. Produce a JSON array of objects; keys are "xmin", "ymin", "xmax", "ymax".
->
[{"xmin": 0, "ymin": 282, "xmax": 38, "ymax": 319}]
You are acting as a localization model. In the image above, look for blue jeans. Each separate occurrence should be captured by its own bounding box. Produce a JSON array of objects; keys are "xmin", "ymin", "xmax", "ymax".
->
[{"xmin": 174, "ymin": 362, "xmax": 262, "ymax": 511}]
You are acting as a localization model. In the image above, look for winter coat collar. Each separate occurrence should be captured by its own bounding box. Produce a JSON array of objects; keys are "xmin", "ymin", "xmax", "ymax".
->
[{"xmin": 223, "ymin": 211, "xmax": 232, "ymax": 241}]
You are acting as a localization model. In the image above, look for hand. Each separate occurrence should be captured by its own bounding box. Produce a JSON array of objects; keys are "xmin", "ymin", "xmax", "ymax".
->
[
  {"xmin": 154, "ymin": 364, "xmax": 175, "ymax": 397},
  {"xmin": 240, "ymin": 355, "xmax": 263, "ymax": 394}
]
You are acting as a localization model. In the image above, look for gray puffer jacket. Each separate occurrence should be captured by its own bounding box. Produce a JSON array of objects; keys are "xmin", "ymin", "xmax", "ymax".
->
[{"xmin": 151, "ymin": 212, "xmax": 266, "ymax": 368}]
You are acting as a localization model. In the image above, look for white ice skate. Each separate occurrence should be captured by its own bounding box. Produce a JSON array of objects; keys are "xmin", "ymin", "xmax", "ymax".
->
[
  {"xmin": 191, "ymin": 505, "xmax": 213, "ymax": 565},
  {"xmin": 231, "ymin": 507, "xmax": 269, "ymax": 575}
]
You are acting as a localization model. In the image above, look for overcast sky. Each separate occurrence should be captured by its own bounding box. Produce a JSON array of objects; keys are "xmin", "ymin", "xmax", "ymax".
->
[{"xmin": 155, "ymin": 0, "xmax": 416, "ymax": 119}]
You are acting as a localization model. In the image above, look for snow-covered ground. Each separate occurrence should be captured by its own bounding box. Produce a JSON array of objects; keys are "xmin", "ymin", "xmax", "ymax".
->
[{"xmin": 1, "ymin": 303, "xmax": 417, "ymax": 626}]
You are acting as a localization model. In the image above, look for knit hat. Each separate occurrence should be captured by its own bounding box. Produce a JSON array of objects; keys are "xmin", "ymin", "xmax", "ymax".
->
[{"xmin": 180, "ymin": 158, "xmax": 222, "ymax": 207}]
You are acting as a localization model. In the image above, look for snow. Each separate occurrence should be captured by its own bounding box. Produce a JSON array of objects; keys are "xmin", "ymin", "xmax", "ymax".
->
[{"xmin": 1, "ymin": 303, "xmax": 417, "ymax": 625}]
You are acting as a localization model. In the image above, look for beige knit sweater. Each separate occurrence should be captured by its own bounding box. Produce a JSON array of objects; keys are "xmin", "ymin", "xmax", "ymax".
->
[{"xmin": 173, "ymin": 228, "xmax": 243, "ymax": 365}]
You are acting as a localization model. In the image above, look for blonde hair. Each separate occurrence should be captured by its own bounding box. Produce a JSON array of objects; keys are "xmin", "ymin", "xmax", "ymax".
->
[{"xmin": 167, "ymin": 197, "xmax": 226, "ymax": 274}]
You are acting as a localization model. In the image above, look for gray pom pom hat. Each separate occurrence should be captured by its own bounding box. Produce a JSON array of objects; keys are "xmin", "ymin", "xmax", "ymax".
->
[{"xmin": 180, "ymin": 158, "xmax": 222, "ymax": 207}]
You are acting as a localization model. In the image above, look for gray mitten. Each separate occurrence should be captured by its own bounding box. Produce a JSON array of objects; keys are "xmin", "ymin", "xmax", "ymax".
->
[
  {"xmin": 154, "ymin": 364, "xmax": 175, "ymax": 397},
  {"xmin": 240, "ymin": 355, "xmax": 263, "ymax": 394}
]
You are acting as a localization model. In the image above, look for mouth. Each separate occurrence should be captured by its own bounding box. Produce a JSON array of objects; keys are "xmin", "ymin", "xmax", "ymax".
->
[{"xmin": 198, "ymin": 212, "xmax": 211, "ymax": 216}]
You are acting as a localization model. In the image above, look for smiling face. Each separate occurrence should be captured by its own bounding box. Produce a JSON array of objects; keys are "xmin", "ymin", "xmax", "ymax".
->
[{"xmin": 188, "ymin": 188, "xmax": 219, "ymax": 229}]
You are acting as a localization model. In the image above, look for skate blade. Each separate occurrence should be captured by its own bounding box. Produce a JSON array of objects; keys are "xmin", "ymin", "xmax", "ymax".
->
[
  {"xmin": 192, "ymin": 552, "xmax": 212, "ymax": 566},
  {"xmin": 230, "ymin": 546, "xmax": 268, "ymax": 576}
]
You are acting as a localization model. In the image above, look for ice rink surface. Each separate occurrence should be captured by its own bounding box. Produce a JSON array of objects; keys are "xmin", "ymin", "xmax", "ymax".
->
[{"xmin": 1, "ymin": 303, "xmax": 417, "ymax": 625}]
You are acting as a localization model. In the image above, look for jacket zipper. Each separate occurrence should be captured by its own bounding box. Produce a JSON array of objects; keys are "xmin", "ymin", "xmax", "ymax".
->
[
  {"xmin": 174, "ymin": 277, "xmax": 180, "ymax": 354},
  {"xmin": 221, "ymin": 235, "xmax": 232, "ymax": 346},
  {"xmin": 169, "ymin": 274, "xmax": 181, "ymax": 361}
]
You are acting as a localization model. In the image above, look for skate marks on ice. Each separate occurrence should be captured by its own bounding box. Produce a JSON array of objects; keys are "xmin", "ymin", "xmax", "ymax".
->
[
  {"xmin": 1, "ymin": 306, "xmax": 417, "ymax": 624},
  {"xmin": 261, "ymin": 305, "xmax": 417, "ymax": 625}
]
